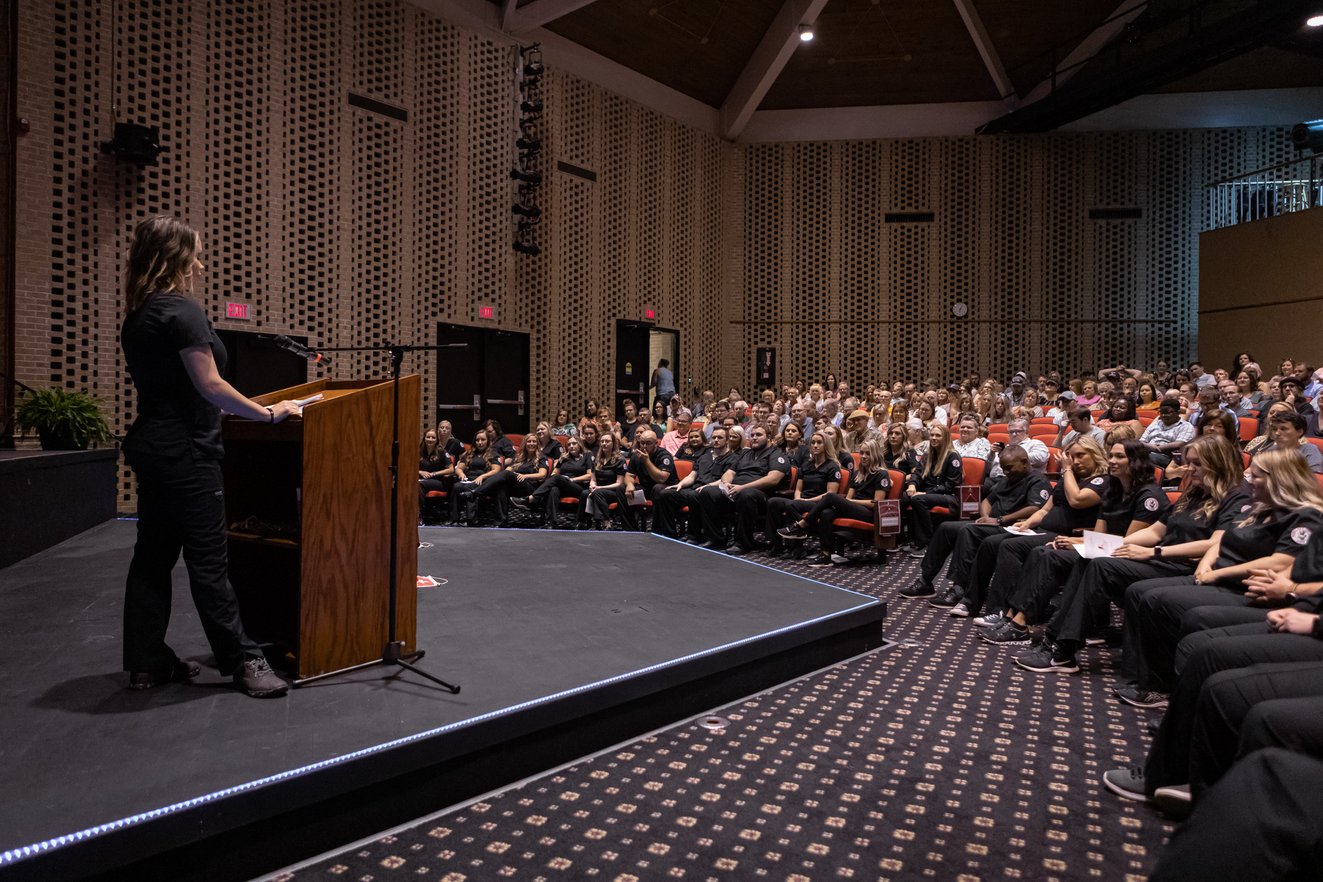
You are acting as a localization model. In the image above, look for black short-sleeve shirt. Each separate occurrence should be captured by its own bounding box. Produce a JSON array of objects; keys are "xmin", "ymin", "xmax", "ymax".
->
[
  {"xmin": 1216, "ymin": 507, "xmax": 1323, "ymax": 569},
  {"xmin": 511, "ymin": 458, "xmax": 544, "ymax": 477},
  {"xmin": 780, "ymin": 444, "xmax": 808, "ymax": 471},
  {"xmin": 1158, "ymin": 485, "xmax": 1252, "ymax": 547},
  {"xmin": 460, "ymin": 452, "xmax": 496, "ymax": 478},
  {"xmin": 629, "ymin": 447, "xmax": 678, "ymax": 490},
  {"xmin": 1290, "ymin": 526, "xmax": 1323, "ymax": 583},
  {"xmin": 986, "ymin": 473, "xmax": 1053, "ymax": 518},
  {"xmin": 490, "ymin": 436, "xmax": 517, "ymax": 462},
  {"xmin": 1102, "ymin": 483, "xmax": 1170, "ymax": 535},
  {"xmin": 1040, "ymin": 473, "xmax": 1110, "ymax": 534},
  {"xmin": 419, "ymin": 450, "xmax": 451, "ymax": 472},
  {"xmin": 441, "ymin": 437, "xmax": 465, "ymax": 460},
  {"xmin": 591, "ymin": 455, "xmax": 628, "ymax": 486},
  {"xmin": 121, "ymin": 293, "xmax": 225, "ymax": 461},
  {"xmin": 799, "ymin": 458, "xmax": 842, "ymax": 498},
  {"xmin": 732, "ymin": 445, "xmax": 790, "ymax": 486},
  {"xmin": 694, "ymin": 449, "xmax": 733, "ymax": 484},
  {"xmin": 676, "ymin": 444, "xmax": 707, "ymax": 463},
  {"xmin": 850, "ymin": 468, "xmax": 889, "ymax": 500},
  {"xmin": 557, "ymin": 453, "xmax": 591, "ymax": 479},
  {"xmin": 541, "ymin": 439, "xmax": 563, "ymax": 462}
]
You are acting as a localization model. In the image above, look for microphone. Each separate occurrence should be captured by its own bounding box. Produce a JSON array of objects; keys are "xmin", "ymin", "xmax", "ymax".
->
[{"xmin": 273, "ymin": 334, "xmax": 332, "ymax": 366}]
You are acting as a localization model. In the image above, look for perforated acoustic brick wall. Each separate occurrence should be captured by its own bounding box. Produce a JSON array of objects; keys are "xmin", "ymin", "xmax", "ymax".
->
[
  {"xmin": 10, "ymin": 0, "xmax": 1296, "ymax": 511},
  {"xmin": 724, "ymin": 128, "xmax": 1296, "ymax": 395}
]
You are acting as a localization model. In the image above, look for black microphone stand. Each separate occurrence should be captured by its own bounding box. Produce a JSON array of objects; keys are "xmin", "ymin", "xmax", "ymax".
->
[{"xmin": 291, "ymin": 340, "xmax": 463, "ymax": 694}]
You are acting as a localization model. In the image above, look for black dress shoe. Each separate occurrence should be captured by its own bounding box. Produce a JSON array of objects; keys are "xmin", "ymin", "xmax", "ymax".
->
[
  {"xmin": 727, "ymin": 544, "xmax": 753, "ymax": 556},
  {"xmin": 128, "ymin": 659, "xmax": 201, "ymax": 691},
  {"xmin": 699, "ymin": 539, "xmax": 726, "ymax": 550}
]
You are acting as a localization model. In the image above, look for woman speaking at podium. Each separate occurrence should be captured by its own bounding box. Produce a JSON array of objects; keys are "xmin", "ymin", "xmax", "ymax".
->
[{"xmin": 119, "ymin": 216, "xmax": 299, "ymax": 698}]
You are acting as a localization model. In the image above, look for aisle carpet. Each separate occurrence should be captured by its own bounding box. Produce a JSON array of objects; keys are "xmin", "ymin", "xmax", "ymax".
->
[{"xmin": 275, "ymin": 544, "xmax": 1174, "ymax": 881}]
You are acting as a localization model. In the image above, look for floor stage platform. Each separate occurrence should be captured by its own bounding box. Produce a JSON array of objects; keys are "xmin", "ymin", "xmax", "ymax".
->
[{"xmin": 0, "ymin": 522, "xmax": 887, "ymax": 881}]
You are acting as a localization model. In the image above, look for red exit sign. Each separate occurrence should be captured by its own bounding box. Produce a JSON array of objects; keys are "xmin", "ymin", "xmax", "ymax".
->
[
  {"xmin": 225, "ymin": 302, "xmax": 250, "ymax": 320},
  {"xmin": 478, "ymin": 305, "xmax": 495, "ymax": 320},
  {"xmin": 643, "ymin": 306, "xmax": 656, "ymax": 320}
]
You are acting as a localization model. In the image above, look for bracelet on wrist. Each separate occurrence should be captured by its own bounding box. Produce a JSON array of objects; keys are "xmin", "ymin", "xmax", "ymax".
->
[{"xmin": 266, "ymin": 406, "xmax": 274, "ymax": 423}]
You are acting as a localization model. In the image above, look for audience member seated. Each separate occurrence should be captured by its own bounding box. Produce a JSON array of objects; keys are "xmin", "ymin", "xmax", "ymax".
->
[
  {"xmin": 765, "ymin": 430, "xmax": 843, "ymax": 557},
  {"xmin": 1162, "ymin": 409, "xmax": 1237, "ymax": 486},
  {"xmin": 1114, "ymin": 449, "xmax": 1323, "ymax": 708},
  {"xmin": 659, "ymin": 408, "xmax": 692, "ymax": 454},
  {"xmin": 899, "ymin": 446, "xmax": 1050, "ymax": 612},
  {"xmin": 1251, "ymin": 410, "xmax": 1323, "ymax": 474},
  {"xmin": 777, "ymin": 437, "xmax": 890, "ymax": 567},
  {"xmin": 1058, "ymin": 406, "xmax": 1106, "ymax": 450},
  {"xmin": 534, "ymin": 421, "xmax": 563, "ymax": 461},
  {"xmin": 528, "ymin": 435, "xmax": 592, "ymax": 525},
  {"xmin": 987, "ymin": 418, "xmax": 1050, "ymax": 479},
  {"xmin": 963, "ymin": 438, "xmax": 1109, "ymax": 624},
  {"xmin": 1140, "ymin": 399, "xmax": 1196, "ymax": 467},
  {"xmin": 674, "ymin": 426, "xmax": 707, "ymax": 462},
  {"xmin": 900, "ymin": 424, "xmax": 964, "ymax": 556},
  {"xmin": 451, "ymin": 430, "xmax": 504, "ymax": 525},
  {"xmin": 653, "ymin": 426, "xmax": 734, "ymax": 542},
  {"xmin": 582, "ymin": 431, "xmax": 629, "ymax": 530},
  {"xmin": 418, "ymin": 429, "xmax": 455, "ymax": 525},
  {"xmin": 434, "ymin": 419, "xmax": 465, "ymax": 460},
  {"xmin": 880, "ymin": 422, "xmax": 919, "ymax": 476},
  {"xmin": 984, "ymin": 439, "xmax": 1168, "ymax": 645},
  {"xmin": 473, "ymin": 433, "xmax": 547, "ymax": 524},
  {"xmin": 776, "ymin": 419, "xmax": 807, "ymax": 470},
  {"xmin": 621, "ymin": 429, "xmax": 678, "ymax": 530},
  {"xmin": 483, "ymin": 418, "xmax": 517, "ymax": 465},
  {"xmin": 694, "ymin": 424, "xmax": 789, "ymax": 554},
  {"xmin": 1095, "ymin": 396, "xmax": 1144, "ymax": 438}
]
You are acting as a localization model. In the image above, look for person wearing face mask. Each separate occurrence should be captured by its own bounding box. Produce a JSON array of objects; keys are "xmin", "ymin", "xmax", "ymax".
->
[{"xmin": 694, "ymin": 424, "xmax": 788, "ymax": 554}]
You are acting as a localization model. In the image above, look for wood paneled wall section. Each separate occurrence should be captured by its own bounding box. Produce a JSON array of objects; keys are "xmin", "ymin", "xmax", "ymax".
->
[
  {"xmin": 1198, "ymin": 207, "xmax": 1323, "ymax": 371},
  {"xmin": 8, "ymin": 0, "xmax": 1300, "ymax": 511}
]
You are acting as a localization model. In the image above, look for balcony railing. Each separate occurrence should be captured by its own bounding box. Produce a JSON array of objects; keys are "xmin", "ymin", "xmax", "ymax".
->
[{"xmin": 1206, "ymin": 153, "xmax": 1323, "ymax": 231}]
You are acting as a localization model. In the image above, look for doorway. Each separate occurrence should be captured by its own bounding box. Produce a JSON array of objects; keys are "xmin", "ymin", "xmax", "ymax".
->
[
  {"xmin": 434, "ymin": 323, "xmax": 530, "ymax": 442},
  {"xmin": 614, "ymin": 320, "xmax": 679, "ymax": 421}
]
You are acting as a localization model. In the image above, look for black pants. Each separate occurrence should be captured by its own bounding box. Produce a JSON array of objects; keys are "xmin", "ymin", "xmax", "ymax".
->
[
  {"xmin": 765, "ymin": 497, "xmax": 814, "ymax": 551},
  {"xmin": 918, "ymin": 521, "xmax": 1000, "ymax": 587},
  {"xmin": 124, "ymin": 454, "xmax": 262, "ymax": 675},
  {"xmin": 1004, "ymin": 545, "xmax": 1080, "ymax": 623},
  {"xmin": 653, "ymin": 486, "xmax": 700, "ymax": 538},
  {"xmin": 904, "ymin": 493, "xmax": 956, "ymax": 548},
  {"xmin": 962, "ymin": 531, "xmax": 1053, "ymax": 615},
  {"xmin": 469, "ymin": 470, "xmax": 535, "ymax": 522},
  {"xmin": 530, "ymin": 474, "xmax": 587, "ymax": 522},
  {"xmin": 1145, "ymin": 622, "xmax": 1323, "ymax": 793},
  {"xmin": 1046, "ymin": 557, "xmax": 1192, "ymax": 653},
  {"xmin": 418, "ymin": 477, "xmax": 450, "ymax": 522},
  {"xmin": 800, "ymin": 492, "xmax": 873, "ymax": 551},
  {"xmin": 1122, "ymin": 577, "xmax": 1248, "ymax": 693},
  {"xmin": 586, "ymin": 486, "xmax": 628, "ymax": 524},
  {"xmin": 697, "ymin": 484, "xmax": 771, "ymax": 549},
  {"xmin": 1149, "ymin": 748, "xmax": 1323, "ymax": 882}
]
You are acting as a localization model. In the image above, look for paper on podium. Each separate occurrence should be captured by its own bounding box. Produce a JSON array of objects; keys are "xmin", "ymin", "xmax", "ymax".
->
[
  {"xmin": 1077, "ymin": 530, "xmax": 1124, "ymax": 559},
  {"xmin": 293, "ymin": 393, "xmax": 324, "ymax": 408}
]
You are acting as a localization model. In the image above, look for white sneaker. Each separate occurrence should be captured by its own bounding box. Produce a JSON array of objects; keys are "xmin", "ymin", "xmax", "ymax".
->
[
  {"xmin": 949, "ymin": 602, "xmax": 971, "ymax": 618},
  {"xmin": 972, "ymin": 612, "xmax": 1004, "ymax": 629},
  {"xmin": 829, "ymin": 553, "xmax": 850, "ymax": 565}
]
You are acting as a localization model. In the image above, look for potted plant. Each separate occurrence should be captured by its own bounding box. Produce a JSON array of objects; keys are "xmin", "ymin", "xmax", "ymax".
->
[{"xmin": 15, "ymin": 387, "xmax": 113, "ymax": 450}]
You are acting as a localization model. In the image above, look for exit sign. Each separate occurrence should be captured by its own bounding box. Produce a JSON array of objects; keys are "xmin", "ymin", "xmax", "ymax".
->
[
  {"xmin": 643, "ymin": 306, "xmax": 656, "ymax": 320},
  {"xmin": 478, "ymin": 305, "xmax": 495, "ymax": 320},
  {"xmin": 225, "ymin": 302, "xmax": 250, "ymax": 320}
]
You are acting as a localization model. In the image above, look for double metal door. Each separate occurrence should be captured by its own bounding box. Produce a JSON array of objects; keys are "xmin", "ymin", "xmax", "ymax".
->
[{"xmin": 434, "ymin": 323, "xmax": 529, "ymax": 442}]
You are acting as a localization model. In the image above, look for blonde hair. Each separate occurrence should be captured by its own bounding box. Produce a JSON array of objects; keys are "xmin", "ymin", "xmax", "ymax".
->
[
  {"xmin": 1246, "ymin": 449, "xmax": 1323, "ymax": 516},
  {"xmin": 1066, "ymin": 436, "xmax": 1109, "ymax": 478},
  {"xmin": 125, "ymin": 216, "xmax": 199, "ymax": 312}
]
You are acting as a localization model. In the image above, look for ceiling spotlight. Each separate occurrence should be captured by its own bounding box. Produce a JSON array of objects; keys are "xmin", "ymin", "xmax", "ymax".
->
[
  {"xmin": 798, "ymin": 24, "xmax": 814, "ymax": 42},
  {"xmin": 1307, "ymin": 13, "xmax": 1323, "ymax": 26}
]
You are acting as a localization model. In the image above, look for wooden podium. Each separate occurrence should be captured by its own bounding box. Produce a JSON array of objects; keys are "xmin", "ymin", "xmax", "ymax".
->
[{"xmin": 221, "ymin": 376, "xmax": 420, "ymax": 679}]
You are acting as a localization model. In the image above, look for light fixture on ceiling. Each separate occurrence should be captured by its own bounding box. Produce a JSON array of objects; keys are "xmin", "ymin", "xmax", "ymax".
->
[
  {"xmin": 1308, "ymin": 13, "xmax": 1323, "ymax": 27},
  {"xmin": 798, "ymin": 23, "xmax": 814, "ymax": 42}
]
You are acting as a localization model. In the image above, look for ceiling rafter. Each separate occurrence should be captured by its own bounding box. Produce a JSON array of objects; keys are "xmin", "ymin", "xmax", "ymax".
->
[
  {"xmin": 951, "ymin": 0, "xmax": 1017, "ymax": 108},
  {"xmin": 502, "ymin": 0, "xmax": 601, "ymax": 35},
  {"xmin": 720, "ymin": 0, "xmax": 831, "ymax": 141}
]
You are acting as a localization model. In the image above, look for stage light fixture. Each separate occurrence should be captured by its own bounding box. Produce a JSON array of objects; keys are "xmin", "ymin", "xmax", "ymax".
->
[
  {"xmin": 516, "ymin": 136, "xmax": 541, "ymax": 154},
  {"xmin": 512, "ymin": 203, "xmax": 542, "ymax": 219},
  {"xmin": 520, "ymin": 99, "xmax": 543, "ymax": 114},
  {"xmin": 1291, "ymin": 119, "xmax": 1323, "ymax": 153},
  {"xmin": 510, "ymin": 168, "xmax": 542, "ymax": 185},
  {"xmin": 1307, "ymin": 13, "xmax": 1323, "ymax": 27},
  {"xmin": 513, "ymin": 239, "xmax": 540, "ymax": 256},
  {"xmin": 798, "ymin": 24, "xmax": 814, "ymax": 42}
]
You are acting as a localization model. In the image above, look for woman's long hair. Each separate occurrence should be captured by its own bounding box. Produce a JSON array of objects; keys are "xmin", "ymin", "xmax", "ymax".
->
[
  {"xmin": 1066, "ymin": 436, "xmax": 1109, "ymax": 479},
  {"xmin": 1244, "ymin": 448, "xmax": 1323, "ymax": 519},
  {"xmin": 462, "ymin": 431, "xmax": 490, "ymax": 468},
  {"xmin": 420, "ymin": 432, "xmax": 444, "ymax": 465},
  {"xmin": 920, "ymin": 424, "xmax": 954, "ymax": 479},
  {"xmin": 515, "ymin": 434, "xmax": 541, "ymax": 468},
  {"xmin": 1173, "ymin": 435, "xmax": 1242, "ymax": 520},
  {"xmin": 810, "ymin": 430, "xmax": 836, "ymax": 464},
  {"xmin": 125, "ymin": 216, "xmax": 199, "ymax": 312},
  {"xmin": 1107, "ymin": 439, "xmax": 1154, "ymax": 507}
]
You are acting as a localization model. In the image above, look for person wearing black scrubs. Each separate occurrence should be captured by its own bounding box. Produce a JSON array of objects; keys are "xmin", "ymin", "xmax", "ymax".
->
[
  {"xmin": 473, "ymin": 434, "xmax": 547, "ymax": 524},
  {"xmin": 578, "ymin": 422, "xmax": 601, "ymax": 458},
  {"xmin": 119, "ymin": 216, "xmax": 296, "ymax": 698},
  {"xmin": 776, "ymin": 421, "xmax": 808, "ymax": 472},
  {"xmin": 451, "ymin": 430, "xmax": 503, "ymax": 524},
  {"xmin": 901, "ymin": 423, "xmax": 964, "ymax": 554},
  {"xmin": 1114, "ymin": 448, "xmax": 1323, "ymax": 704},
  {"xmin": 433, "ymin": 419, "xmax": 465, "ymax": 462},
  {"xmin": 418, "ymin": 429, "xmax": 454, "ymax": 525},
  {"xmin": 981, "ymin": 439, "xmax": 1169, "ymax": 644},
  {"xmin": 962, "ymin": 437, "xmax": 1109, "ymax": 626},
  {"xmin": 652, "ymin": 426, "xmax": 732, "ymax": 541},
  {"xmin": 528, "ymin": 436, "xmax": 593, "ymax": 527},
  {"xmin": 583, "ymin": 432, "xmax": 628, "ymax": 529},
  {"xmin": 533, "ymin": 421, "xmax": 563, "ymax": 462},
  {"xmin": 483, "ymin": 418, "xmax": 516, "ymax": 465},
  {"xmin": 1016, "ymin": 435, "xmax": 1250, "ymax": 675},
  {"xmin": 765, "ymin": 430, "xmax": 842, "ymax": 556},
  {"xmin": 881, "ymin": 423, "xmax": 918, "ymax": 478},
  {"xmin": 695, "ymin": 424, "xmax": 789, "ymax": 554},
  {"xmin": 777, "ymin": 437, "xmax": 889, "ymax": 567},
  {"xmin": 674, "ymin": 428, "xmax": 707, "ymax": 463},
  {"xmin": 899, "ymin": 445, "xmax": 1050, "ymax": 607},
  {"xmin": 621, "ymin": 430, "xmax": 678, "ymax": 531}
]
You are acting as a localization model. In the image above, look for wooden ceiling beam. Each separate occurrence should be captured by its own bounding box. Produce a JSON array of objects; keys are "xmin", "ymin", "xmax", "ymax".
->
[
  {"xmin": 719, "ymin": 0, "xmax": 831, "ymax": 141},
  {"xmin": 503, "ymin": 0, "xmax": 601, "ymax": 35},
  {"xmin": 951, "ymin": 0, "xmax": 1017, "ymax": 108},
  {"xmin": 1022, "ymin": 0, "xmax": 1148, "ymax": 104}
]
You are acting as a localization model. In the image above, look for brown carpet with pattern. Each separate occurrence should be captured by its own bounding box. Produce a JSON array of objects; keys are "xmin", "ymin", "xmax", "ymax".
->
[{"xmin": 277, "ymin": 546, "xmax": 1175, "ymax": 882}]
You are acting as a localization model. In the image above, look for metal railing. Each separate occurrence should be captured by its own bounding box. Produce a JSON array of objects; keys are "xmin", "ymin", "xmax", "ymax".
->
[{"xmin": 1206, "ymin": 153, "xmax": 1323, "ymax": 231}]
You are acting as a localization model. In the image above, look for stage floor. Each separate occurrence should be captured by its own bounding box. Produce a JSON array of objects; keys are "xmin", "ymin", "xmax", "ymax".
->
[{"xmin": 0, "ymin": 521, "xmax": 884, "ymax": 876}]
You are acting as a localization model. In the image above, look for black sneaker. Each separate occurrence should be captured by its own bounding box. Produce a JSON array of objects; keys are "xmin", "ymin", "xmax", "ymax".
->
[
  {"xmin": 980, "ymin": 620, "xmax": 1031, "ymax": 644},
  {"xmin": 1102, "ymin": 767, "xmax": 1149, "ymax": 801},
  {"xmin": 906, "ymin": 545, "xmax": 927, "ymax": 559},
  {"xmin": 777, "ymin": 521, "xmax": 807, "ymax": 539},
  {"xmin": 927, "ymin": 587, "xmax": 960, "ymax": 608},
  {"xmin": 807, "ymin": 554, "xmax": 834, "ymax": 567},
  {"xmin": 233, "ymin": 657, "xmax": 288, "ymax": 698},
  {"xmin": 1014, "ymin": 645, "xmax": 1079, "ymax": 674},
  {"xmin": 972, "ymin": 611, "xmax": 1006, "ymax": 629},
  {"xmin": 1113, "ymin": 683, "xmax": 1169, "ymax": 709},
  {"xmin": 128, "ymin": 659, "xmax": 201, "ymax": 691},
  {"xmin": 898, "ymin": 578, "xmax": 935, "ymax": 599}
]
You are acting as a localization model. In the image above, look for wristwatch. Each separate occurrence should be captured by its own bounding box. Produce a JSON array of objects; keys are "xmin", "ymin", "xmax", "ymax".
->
[
  {"xmin": 995, "ymin": 517, "xmax": 1004, "ymax": 526},
  {"xmin": 1152, "ymin": 545, "xmax": 1163, "ymax": 558},
  {"xmin": 266, "ymin": 406, "xmax": 275, "ymax": 423}
]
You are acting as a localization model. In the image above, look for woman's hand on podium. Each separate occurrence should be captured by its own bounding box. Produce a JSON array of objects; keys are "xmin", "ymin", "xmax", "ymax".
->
[{"xmin": 268, "ymin": 400, "xmax": 302, "ymax": 423}]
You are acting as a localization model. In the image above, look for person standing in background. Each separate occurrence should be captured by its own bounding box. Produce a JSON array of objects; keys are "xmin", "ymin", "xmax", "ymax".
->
[{"xmin": 650, "ymin": 358, "xmax": 676, "ymax": 408}]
